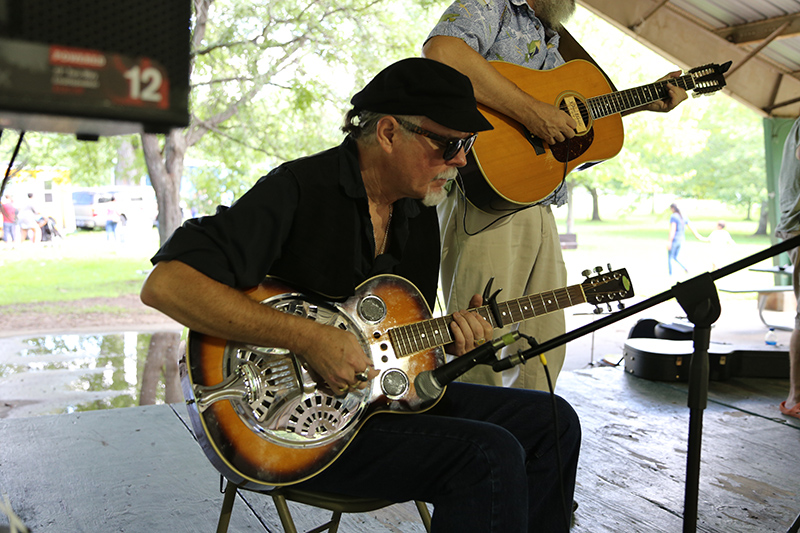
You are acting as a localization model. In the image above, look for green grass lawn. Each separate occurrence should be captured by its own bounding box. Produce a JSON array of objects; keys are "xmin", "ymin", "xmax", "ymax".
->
[
  {"xmin": 0, "ymin": 199, "xmax": 787, "ymax": 309},
  {"xmin": 0, "ymin": 227, "xmax": 160, "ymax": 305},
  {"xmin": 554, "ymin": 198, "xmax": 782, "ymax": 301}
]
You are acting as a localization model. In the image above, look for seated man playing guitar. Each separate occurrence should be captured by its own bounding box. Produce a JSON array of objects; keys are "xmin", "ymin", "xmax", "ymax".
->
[
  {"xmin": 423, "ymin": 0, "xmax": 689, "ymax": 392},
  {"xmin": 141, "ymin": 58, "xmax": 581, "ymax": 532}
]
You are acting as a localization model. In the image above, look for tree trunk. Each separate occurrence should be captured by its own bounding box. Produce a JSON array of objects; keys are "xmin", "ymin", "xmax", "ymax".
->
[
  {"xmin": 142, "ymin": 130, "xmax": 187, "ymax": 246},
  {"xmin": 114, "ymin": 139, "xmax": 140, "ymax": 185},
  {"xmin": 140, "ymin": 331, "xmax": 182, "ymax": 406},
  {"xmin": 565, "ymin": 179, "xmax": 575, "ymax": 234},
  {"xmin": 587, "ymin": 186, "xmax": 602, "ymax": 221},
  {"xmin": 754, "ymin": 199, "xmax": 769, "ymax": 236}
]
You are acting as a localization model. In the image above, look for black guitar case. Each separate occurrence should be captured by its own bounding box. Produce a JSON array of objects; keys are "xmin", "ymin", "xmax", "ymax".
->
[{"xmin": 623, "ymin": 337, "xmax": 789, "ymax": 382}]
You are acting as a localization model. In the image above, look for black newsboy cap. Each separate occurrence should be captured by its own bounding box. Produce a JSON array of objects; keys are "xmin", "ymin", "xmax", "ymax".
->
[{"xmin": 350, "ymin": 58, "xmax": 493, "ymax": 133}]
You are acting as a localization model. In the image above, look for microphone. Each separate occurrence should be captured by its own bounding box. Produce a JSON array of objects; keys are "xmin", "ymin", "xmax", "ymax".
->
[{"xmin": 414, "ymin": 331, "xmax": 520, "ymax": 403}]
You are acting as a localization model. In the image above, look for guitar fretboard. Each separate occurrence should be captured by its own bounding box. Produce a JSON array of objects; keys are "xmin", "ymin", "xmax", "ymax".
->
[
  {"xmin": 588, "ymin": 74, "xmax": 696, "ymax": 120},
  {"xmin": 388, "ymin": 284, "xmax": 586, "ymax": 358}
]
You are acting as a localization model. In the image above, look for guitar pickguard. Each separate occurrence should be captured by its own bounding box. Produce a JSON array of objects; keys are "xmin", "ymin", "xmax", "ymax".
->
[{"xmin": 549, "ymin": 127, "xmax": 594, "ymax": 163}]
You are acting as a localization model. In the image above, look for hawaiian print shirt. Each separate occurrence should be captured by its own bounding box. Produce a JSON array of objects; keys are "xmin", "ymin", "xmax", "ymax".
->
[{"xmin": 426, "ymin": 0, "xmax": 568, "ymax": 206}]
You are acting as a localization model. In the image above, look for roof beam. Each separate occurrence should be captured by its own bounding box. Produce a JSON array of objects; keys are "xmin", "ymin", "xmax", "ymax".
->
[
  {"xmin": 725, "ymin": 21, "xmax": 790, "ymax": 77},
  {"xmin": 576, "ymin": 0, "xmax": 800, "ymax": 117},
  {"xmin": 714, "ymin": 14, "xmax": 800, "ymax": 45}
]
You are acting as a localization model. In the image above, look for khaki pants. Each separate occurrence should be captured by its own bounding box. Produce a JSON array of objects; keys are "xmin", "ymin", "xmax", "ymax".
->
[{"xmin": 438, "ymin": 188, "xmax": 567, "ymax": 392}]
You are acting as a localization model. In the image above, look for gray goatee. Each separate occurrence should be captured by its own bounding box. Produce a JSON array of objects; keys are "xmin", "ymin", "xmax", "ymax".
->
[{"xmin": 534, "ymin": 0, "xmax": 576, "ymax": 29}]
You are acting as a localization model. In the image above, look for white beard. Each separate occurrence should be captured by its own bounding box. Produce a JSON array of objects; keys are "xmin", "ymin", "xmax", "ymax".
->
[
  {"xmin": 422, "ymin": 168, "xmax": 458, "ymax": 206},
  {"xmin": 534, "ymin": 0, "xmax": 576, "ymax": 29}
]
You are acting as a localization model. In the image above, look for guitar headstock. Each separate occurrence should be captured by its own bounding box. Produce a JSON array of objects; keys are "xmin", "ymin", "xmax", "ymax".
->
[
  {"xmin": 688, "ymin": 61, "xmax": 731, "ymax": 97},
  {"xmin": 581, "ymin": 266, "xmax": 634, "ymax": 310}
]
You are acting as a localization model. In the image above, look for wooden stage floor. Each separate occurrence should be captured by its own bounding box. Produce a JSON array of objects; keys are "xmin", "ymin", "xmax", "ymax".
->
[{"xmin": 1, "ymin": 365, "xmax": 798, "ymax": 532}]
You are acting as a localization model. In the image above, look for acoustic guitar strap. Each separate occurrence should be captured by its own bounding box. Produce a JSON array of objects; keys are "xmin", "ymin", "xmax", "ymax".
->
[{"xmin": 557, "ymin": 27, "xmax": 618, "ymax": 92}]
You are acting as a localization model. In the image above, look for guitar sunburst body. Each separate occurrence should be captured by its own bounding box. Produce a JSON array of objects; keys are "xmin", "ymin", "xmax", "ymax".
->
[
  {"xmin": 183, "ymin": 275, "xmax": 442, "ymax": 489},
  {"xmin": 181, "ymin": 270, "xmax": 634, "ymax": 488},
  {"xmin": 460, "ymin": 59, "xmax": 730, "ymax": 214}
]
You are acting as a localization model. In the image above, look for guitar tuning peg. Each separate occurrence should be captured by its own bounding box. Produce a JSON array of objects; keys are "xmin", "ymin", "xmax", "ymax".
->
[
  {"xmin": 618, "ymin": 302, "xmax": 625, "ymax": 310},
  {"xmin": 593, "ymin": 306, "xmax": 603, "ymax": 314},
  {"xmin": 582, "ymin": 269, "xmax": 592, "ymax": 278},
  {"xmin": 607, "ymin": 263, "xmax": 613, "ymax": 272},
  {"xmin": 606, "ymin": 303, "xmax": 612, "ymax": 312},
  {"xmin": 594, "ymin": 266, "xmax": 603, "ymax": 274}
]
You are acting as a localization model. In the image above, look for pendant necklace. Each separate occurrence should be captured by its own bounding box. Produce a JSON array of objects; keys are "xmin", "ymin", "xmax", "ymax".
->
[{"xmin": 377, "ymin": 205, "xmax": 393, "ymax": 256}]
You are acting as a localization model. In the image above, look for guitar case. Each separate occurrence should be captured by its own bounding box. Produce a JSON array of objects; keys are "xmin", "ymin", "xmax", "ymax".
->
[{"xmin": 623, "ymin": 337, "xmax": 789, "ymax": 382}]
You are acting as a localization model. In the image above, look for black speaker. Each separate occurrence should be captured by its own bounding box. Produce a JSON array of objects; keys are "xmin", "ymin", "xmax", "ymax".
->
[{"xmin": 0, "ymin": 0, "xmax": 190, "ymax": 136}]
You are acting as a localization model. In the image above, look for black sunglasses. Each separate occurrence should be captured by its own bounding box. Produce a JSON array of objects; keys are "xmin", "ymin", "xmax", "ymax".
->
[{"xmin": 393, "ymin": 117, "xmax": 477, "ymax": 161}]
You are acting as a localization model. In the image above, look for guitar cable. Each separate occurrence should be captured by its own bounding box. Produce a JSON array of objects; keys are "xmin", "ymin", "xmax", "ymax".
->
[
  {"xmin": 516, "ymin": 331, "xmax": 571, "ymax": 531},
  {"xmin": 446, "ymin": 134, "xmax": 574, "ymax": 526},
  {"xmin": 456, "ymin": 136, "xmax": 572, "ymax": 237}
]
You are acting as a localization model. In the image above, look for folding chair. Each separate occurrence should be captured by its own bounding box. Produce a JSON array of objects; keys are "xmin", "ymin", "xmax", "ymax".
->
[{"xmin": 216, "ymin": 476, "xmax": 432, "ymax": 533}]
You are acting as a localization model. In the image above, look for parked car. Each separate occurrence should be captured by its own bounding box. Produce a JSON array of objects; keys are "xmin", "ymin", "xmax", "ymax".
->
[{"xmin": 72, "ymin": 187, "xmax": 157, "ymax": 230}]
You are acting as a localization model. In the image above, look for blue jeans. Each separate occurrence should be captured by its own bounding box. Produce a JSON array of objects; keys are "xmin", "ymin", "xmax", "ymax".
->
[
  {"xmin": 668, "ymin": 240, "xmax": 687, "ymax": 275},
  {"xmin": 296, "ymin": 382, "xmax": 581, "ymax": 532},
  {"xmin": 3, "ymin": 222, "xmax": 19, "ymax": 242},
  {"xmin": 105, "ymin": 220, "xmax": 118, "ymax": 240}
]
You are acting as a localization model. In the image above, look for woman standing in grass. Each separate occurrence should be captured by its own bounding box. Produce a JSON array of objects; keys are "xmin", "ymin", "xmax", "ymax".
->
[{"xmin": 667, "ymin": 203, "xmax": 703, "ymax": 277}]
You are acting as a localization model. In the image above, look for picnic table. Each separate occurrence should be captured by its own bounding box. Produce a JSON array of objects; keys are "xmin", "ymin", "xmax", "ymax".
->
[{"xmin": 719, "ymin": 264, "xmax": 794, "ymax": 331}]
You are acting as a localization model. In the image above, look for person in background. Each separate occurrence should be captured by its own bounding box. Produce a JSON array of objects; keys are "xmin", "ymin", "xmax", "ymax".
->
[
  {"xmin": 667, "ymin": 202, "xmax": 704, "ymax": 277},
  {"xmin": 105, "ymin": 196, "xmax": 121, "ymax": 241},
  {"xmin": 140, "ymin": 58, "xmax": 582, "ymax": 532},
  {"xmin": 1, "ymin": 193, "xmax": 20, "ymax": 248},
  {"xmin": 775, "ymin": 116, "xmax": 800, "ymax": 421},
  {"xmin": 422, "ymin": 0, "xmax": 688, "ymax": 391},
  {"xmin": 706, "ymin": 220, "xmax": 735, "ymax": 271},
  {"xmin": 17, "ymin": 193, "xmax": 41, "ymax": 243}
]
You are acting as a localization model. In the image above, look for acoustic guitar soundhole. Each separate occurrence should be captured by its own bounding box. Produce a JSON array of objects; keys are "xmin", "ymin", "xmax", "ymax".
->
[{"xmin": 551, "ymin": 97, "xmax": 594, "ymax": 163}]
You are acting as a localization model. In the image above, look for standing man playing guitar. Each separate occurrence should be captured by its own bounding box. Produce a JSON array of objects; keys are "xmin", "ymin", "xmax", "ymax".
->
[
  {"xmin": 141, "ymin": 58, "xmax": 581, "ymax": 532},
  {"xmin": 424, "ymin": 0, "xmax": 688, "ymax": 391}
]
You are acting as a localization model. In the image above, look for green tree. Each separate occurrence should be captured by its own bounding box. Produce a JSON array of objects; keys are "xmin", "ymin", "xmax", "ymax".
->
[
  {"xmin": 565, "ymin": 6, "xmax": 763, "ymax": 224},
  {"xmin": 0, "ymin": 132, "xmax": 147, "ymax": 188},
  {"xmin": 679, "ymin": 97, "xmax": 766, "ymax": 220},
  {"xmin": 144, "ymin": 0, "xmax": 446, "ymax": 245}
]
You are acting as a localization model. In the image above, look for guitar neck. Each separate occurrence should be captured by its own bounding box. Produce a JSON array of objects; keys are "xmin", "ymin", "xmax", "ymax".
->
[
  {"xmin": 589, "ymin": 74, "xmax": 696, "ymax": 120},
  {"xmin": 389, "ymin": 284, "xmax": 587, "ymax": 357}
]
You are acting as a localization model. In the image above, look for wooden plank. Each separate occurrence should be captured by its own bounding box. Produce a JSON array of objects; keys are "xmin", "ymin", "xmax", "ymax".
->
[
  {"xmin": 171, "ymin": 405, "xmax": 431, "ymax": 532},
  {"xmin": 563, "ymin": 367, "xmax": 800, "ymax": 532},
  {"xmin": 2, "ymin": 370, "xmax": 798, "ymax": 532},
  {"xmin": 0, "ymin": 404, "xmax": 267, "ymax": 532}
]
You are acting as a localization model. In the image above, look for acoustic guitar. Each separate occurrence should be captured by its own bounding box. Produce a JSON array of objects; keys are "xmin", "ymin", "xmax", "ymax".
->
[
  {"xmin": 180, "ymin": 268, "xmax": 633, "ymax": 488},
  {"xmin": 460, "ymin": 59, "xmax": 731, "ymax": 214}
]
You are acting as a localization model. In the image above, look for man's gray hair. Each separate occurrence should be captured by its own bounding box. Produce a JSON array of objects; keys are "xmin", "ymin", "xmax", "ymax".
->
[{"xmin": 342, "ymin": 110, "xmax": 421, "ymax": 143}]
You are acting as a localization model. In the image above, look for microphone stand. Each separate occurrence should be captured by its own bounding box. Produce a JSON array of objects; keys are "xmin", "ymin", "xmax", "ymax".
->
[{"xmin": 492, "ymin": 233, "xmax": 800, "ymax": 533}]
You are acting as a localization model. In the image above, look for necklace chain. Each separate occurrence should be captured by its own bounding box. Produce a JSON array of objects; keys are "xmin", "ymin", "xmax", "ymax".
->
[{"xmin": 377, "ymin": 205, "xmax": 393, "ymax": 256}]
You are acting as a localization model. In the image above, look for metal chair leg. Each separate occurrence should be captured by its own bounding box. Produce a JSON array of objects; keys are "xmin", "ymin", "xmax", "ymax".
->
[
  {"xmin": 272, "ymin": 493, "xmax": 300, "ymax": 533},
  {"xmin": 216, "ymin": 478, "xmax": 238, "ymax": 533},
  {"xmin": 415, "ymin": 500, "xmax": 432, "ymax": 533}
]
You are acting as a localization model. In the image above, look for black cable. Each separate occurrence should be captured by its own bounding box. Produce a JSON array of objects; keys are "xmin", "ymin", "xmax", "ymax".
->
[
  {"xmin": 518, "ymin": 331, "xmax": 570, "ymax": 530},
  {"xmin": 0, "ymin": 130, "xmax": 25, "ymax": 217},
  {"xmin": 457, "ymin": 136, "xmax": 572, "ymax": 237}
]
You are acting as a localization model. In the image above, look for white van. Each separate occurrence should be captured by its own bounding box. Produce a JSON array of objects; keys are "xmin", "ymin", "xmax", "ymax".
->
[{"xmin": 72, "ymin": 187, "xmax": 157, "ymax": 230}]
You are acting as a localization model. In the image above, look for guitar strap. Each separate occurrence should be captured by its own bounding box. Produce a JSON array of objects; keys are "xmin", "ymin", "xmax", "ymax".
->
[{"xmin": 557, "ymin": 27, "xmax": 618, "ymax": 92}]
